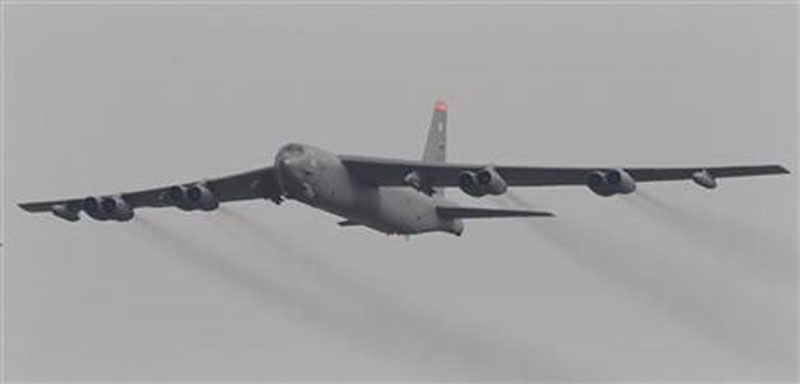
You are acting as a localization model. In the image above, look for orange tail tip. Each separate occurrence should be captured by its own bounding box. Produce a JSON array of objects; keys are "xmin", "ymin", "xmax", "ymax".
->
[{"xmin": 434, "ymin": 99, "xmax": 447, "ymax": 112}]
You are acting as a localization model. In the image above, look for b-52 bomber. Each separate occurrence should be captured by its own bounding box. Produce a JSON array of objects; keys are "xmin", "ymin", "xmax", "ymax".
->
[{"xmin": 19, "ymin": 100, "xmax": 790, "ymax": 236}]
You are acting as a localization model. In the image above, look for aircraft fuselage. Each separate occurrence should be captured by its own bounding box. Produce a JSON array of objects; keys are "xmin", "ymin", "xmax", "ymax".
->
[{"xmin": 274, "ymin": 143, "xmax": 464, "ymax": 236}]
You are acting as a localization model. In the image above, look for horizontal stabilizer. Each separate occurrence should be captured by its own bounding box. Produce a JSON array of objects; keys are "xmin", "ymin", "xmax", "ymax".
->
[
  {"xmin": 436, "ymin": 206, "xmax": 554, "ymax": 219},
  {"xmin": 337, "ymin": 220, "xmax": 362, "ymax": 226}
]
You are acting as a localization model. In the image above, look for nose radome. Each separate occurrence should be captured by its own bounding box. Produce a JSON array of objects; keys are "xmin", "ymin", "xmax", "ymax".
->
[{"xmin": 277, "ymin": 157, "xmax": 299, "ymax": 178}]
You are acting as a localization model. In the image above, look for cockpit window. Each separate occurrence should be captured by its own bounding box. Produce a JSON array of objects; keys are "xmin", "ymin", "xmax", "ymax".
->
[{"xmin": 282, "ymin": 144, "xmax": 305, "ymax": 155}]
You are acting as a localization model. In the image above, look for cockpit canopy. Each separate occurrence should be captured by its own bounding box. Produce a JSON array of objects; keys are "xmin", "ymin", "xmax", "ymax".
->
[{"xmin": 279, "ymin": 143, "xmax": 306, "ymax": 156}]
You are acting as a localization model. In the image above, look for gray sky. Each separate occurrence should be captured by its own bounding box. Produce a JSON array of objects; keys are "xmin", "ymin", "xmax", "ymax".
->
[{"xmin": 3, "ymin": 3, "xmax": 798, "ymax": 381}]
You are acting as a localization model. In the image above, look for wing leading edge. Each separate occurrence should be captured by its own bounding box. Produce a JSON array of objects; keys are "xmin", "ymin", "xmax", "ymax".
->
[
  {"xmin": 18, "ymin": 166, "xmax": 282, "ymax": 221},
  {"xmin": 341, "ymin": 155, "xmax": 789, "ymax": 188}
]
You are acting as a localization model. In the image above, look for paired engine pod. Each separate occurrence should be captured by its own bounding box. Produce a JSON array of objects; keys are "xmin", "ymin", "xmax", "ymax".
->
[
  {"xmin": 81, "ymin": 195, "xmax": 134, "ymax": 221},
  {"xmin": 82, "ymin": 196, "xmax": 109, "ymax": 221},
  {"xmin": 458, "ymin": 171, "xmax": 483, "ymax": 197},
  {"xmin": 165, "ymin": 185, "xmax": 194, "ymax": 211},
  {"xmin": 166, "ymin": 185, "xmax": 188, "ymax": 206},
  {"xmin": 186, "ymin": 183, "xmax": 219, "ymax": 211},
  {"xmin": 166, "ymin": 183, "xmax": 218, "ymax": 211},
  {"xmin": 586, "ymin": 168, "xmax": 636, "ymax": 197},
  {"xmin": 100, "ymin": 195, "xmax": 134, "ymax": 221},
  {"xmin": 458, "ymin": 166, "xmax": 509, "ymax": 197},
  {"xmin": 606, "ymin": 168, "xmax": 636, "ymax": 194},
  {"xmin": 475, "ymin": 166, "xmax": 508, "ymax": 195},
  {"xmin": 586, "ymin": 171, "xmax": 613, "ymax": 197}
]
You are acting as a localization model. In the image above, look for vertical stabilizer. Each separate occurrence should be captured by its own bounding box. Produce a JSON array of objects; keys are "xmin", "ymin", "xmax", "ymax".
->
[
  {"xmin": 423, "ymin": 100, "xmax": 447, "ymax": 163},
  {"xmin": 423, "ymin": 100, "xmax": 447, "ymax": 196}
]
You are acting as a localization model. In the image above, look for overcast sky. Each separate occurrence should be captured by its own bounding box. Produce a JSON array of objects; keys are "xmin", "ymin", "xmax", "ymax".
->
[{"xmin": 3, "ymin": 2, "xmax": 798, "ymax": 381}]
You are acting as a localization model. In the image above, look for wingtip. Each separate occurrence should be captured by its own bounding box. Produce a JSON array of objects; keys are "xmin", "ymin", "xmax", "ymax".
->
[
  {"xmin": 18, "ymin": 203, "xmax": 36, "ymax": 212},
  {"xmin": 524, "ymin": 210, "xmax": 555, "ymax": 217}
]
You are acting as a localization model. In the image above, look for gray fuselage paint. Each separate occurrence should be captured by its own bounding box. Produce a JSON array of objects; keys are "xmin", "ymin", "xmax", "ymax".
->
[{"xmin": 275, "ymin": 143, "xmax": 463, "ymax": 236}]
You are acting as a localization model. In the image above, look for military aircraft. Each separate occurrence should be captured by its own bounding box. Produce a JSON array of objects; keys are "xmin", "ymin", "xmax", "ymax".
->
[{"xmin": 19, "ymin": 100, "xmax": 790, "ymax": 236}]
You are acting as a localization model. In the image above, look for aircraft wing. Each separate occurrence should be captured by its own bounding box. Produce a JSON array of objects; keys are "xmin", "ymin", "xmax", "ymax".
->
[
  {"xmin": 18, "ymin": 166, "xmax": 282, "ymax": 221},
  {"xmin": 340, "ymin": 155, "xmax": 789, "ymax": 188}
]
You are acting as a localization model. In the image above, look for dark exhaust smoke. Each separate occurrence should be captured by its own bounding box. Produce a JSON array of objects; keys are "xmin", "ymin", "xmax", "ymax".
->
[
  {"xmin": 498, "ymin": 193, "xmax": 796, "ymax": 370},
  {"xmin": 626, "ymin": 190, "xmax": 796, "ymax": 283},
  {"xmin": 128, "ymin": 212, "xmax": 580, "ymax": 380}
]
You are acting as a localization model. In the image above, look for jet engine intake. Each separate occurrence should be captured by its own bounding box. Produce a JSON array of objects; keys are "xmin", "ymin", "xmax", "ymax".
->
[
  {"xmin": 186, "ymin": 183, "xmax": 219, "ymax": 211},
  {"xmin": 82, "ymin": 196, "xmax": 109, "ymax": 221},
  {"xmin": 458, "ymin": 171, "xmax": 483, "ymax": 197},
  {"xmin": 475, "ymin": 166, "xmax": 508, "ymax": 195},
  {"xmin": 587, "ymin": 168, "xmax": 636, "ymax": 197},
  {"xmin": 458, "ymin": 166, "xmax": 508, "ymax": 197},
  {"xmin": 166, "ymin": 183, "xmax": 218, "ymax": 211},
  {"xmin": 100, "ymin": 195, "xmax": 135, "ymax": 221},
  {"xmin": 166, "ymin": 185, "xmax": 194, "ymax": 211},
  {"xmin": 166, "ymin": 185, "xmax": 187, "ymax": 204}
]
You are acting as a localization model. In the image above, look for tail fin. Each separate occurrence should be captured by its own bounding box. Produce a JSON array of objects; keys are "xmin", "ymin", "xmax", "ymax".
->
[
  {"xmin": 423, "ymin": 99, "xmax": 448, "ymax": 196},
  {"xmin": 423, "ymin": 100, "xmax": 447, "ymax": 163}
]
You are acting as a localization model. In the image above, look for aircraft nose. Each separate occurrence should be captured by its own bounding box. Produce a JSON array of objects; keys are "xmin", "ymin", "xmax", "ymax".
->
[
  {"xmin": 276, "ymin": 151, "xmax": 306, "ymax": 180},
  {"xmin": 275, "ymin": 143, "xmax": 312, "ymax": 182},
  {"xmin": 277, "ymin": 156, "xmax": 298, "ymax": 176}
]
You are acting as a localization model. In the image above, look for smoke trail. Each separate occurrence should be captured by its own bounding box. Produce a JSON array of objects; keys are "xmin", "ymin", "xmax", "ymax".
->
[
  {"xmin": 214, "ymin": 208, "xmax": 587, "ymax": 380},
  {"xmin": 129, "ymin": 217, "xmax": 347, "ymax": 332},
  {"xmin": 504, "ymin": 191, "xmax": 541, "ymax": 211},
  {"xmin": 130, "ymin": 213, "xmax": 581, "ymax": 380},
  {"xmin": 626, "ymin": 190, "xmax": 796, "ymax": 283},
  {"xmin": 498, "ymin": 194, "xmax": 796, "ymax": 370}
]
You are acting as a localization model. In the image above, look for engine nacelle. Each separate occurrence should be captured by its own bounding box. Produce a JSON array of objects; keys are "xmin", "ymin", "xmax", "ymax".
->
[
  {"xmin": 166, "ymin": 183, "xmax": 218, "ymax": 211},
  {"xmin": 82, "ymin": 196, "xmax": 109, "ymax": 221},
  {"xmin": 476, "ymin": 166, "xmax": 508, "ymax": 195},
  {"xmin": 100, "ymin": 195, "xmax": 135, "ymax": 221},
  {"xmin": 458, "ymin": 171, "xmax": 484, "ymax": 197},
  {"xmin": 586, "ymin": 168, "xmax": 636, "ymax": 197},
  {"xmin": 166, "ymin": 185, "xmax": 194, "ymax": 211},
  {"xmin": 186, "ymin": 183, "xmax": 219, "ymax": 211},
  {"xmin": 458, "ymin": 166, "xmax": 508, "ymax": 197}
]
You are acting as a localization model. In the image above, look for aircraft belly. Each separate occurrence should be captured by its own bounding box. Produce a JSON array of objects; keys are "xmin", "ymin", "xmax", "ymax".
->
[
  {"xmin": 323, "ymin": 188, "xmax": 442, "ymax": 234},
  {"xmin": 367, "ymin": 187, "xmax": 444, "ymax": 234},
  {"xmin": 306, "ymin": 166, "xmax": 443, "ymax": 234},
  {"xmin": 282, "ymin": 151, "xmax": 451, "ymax": 235}
]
